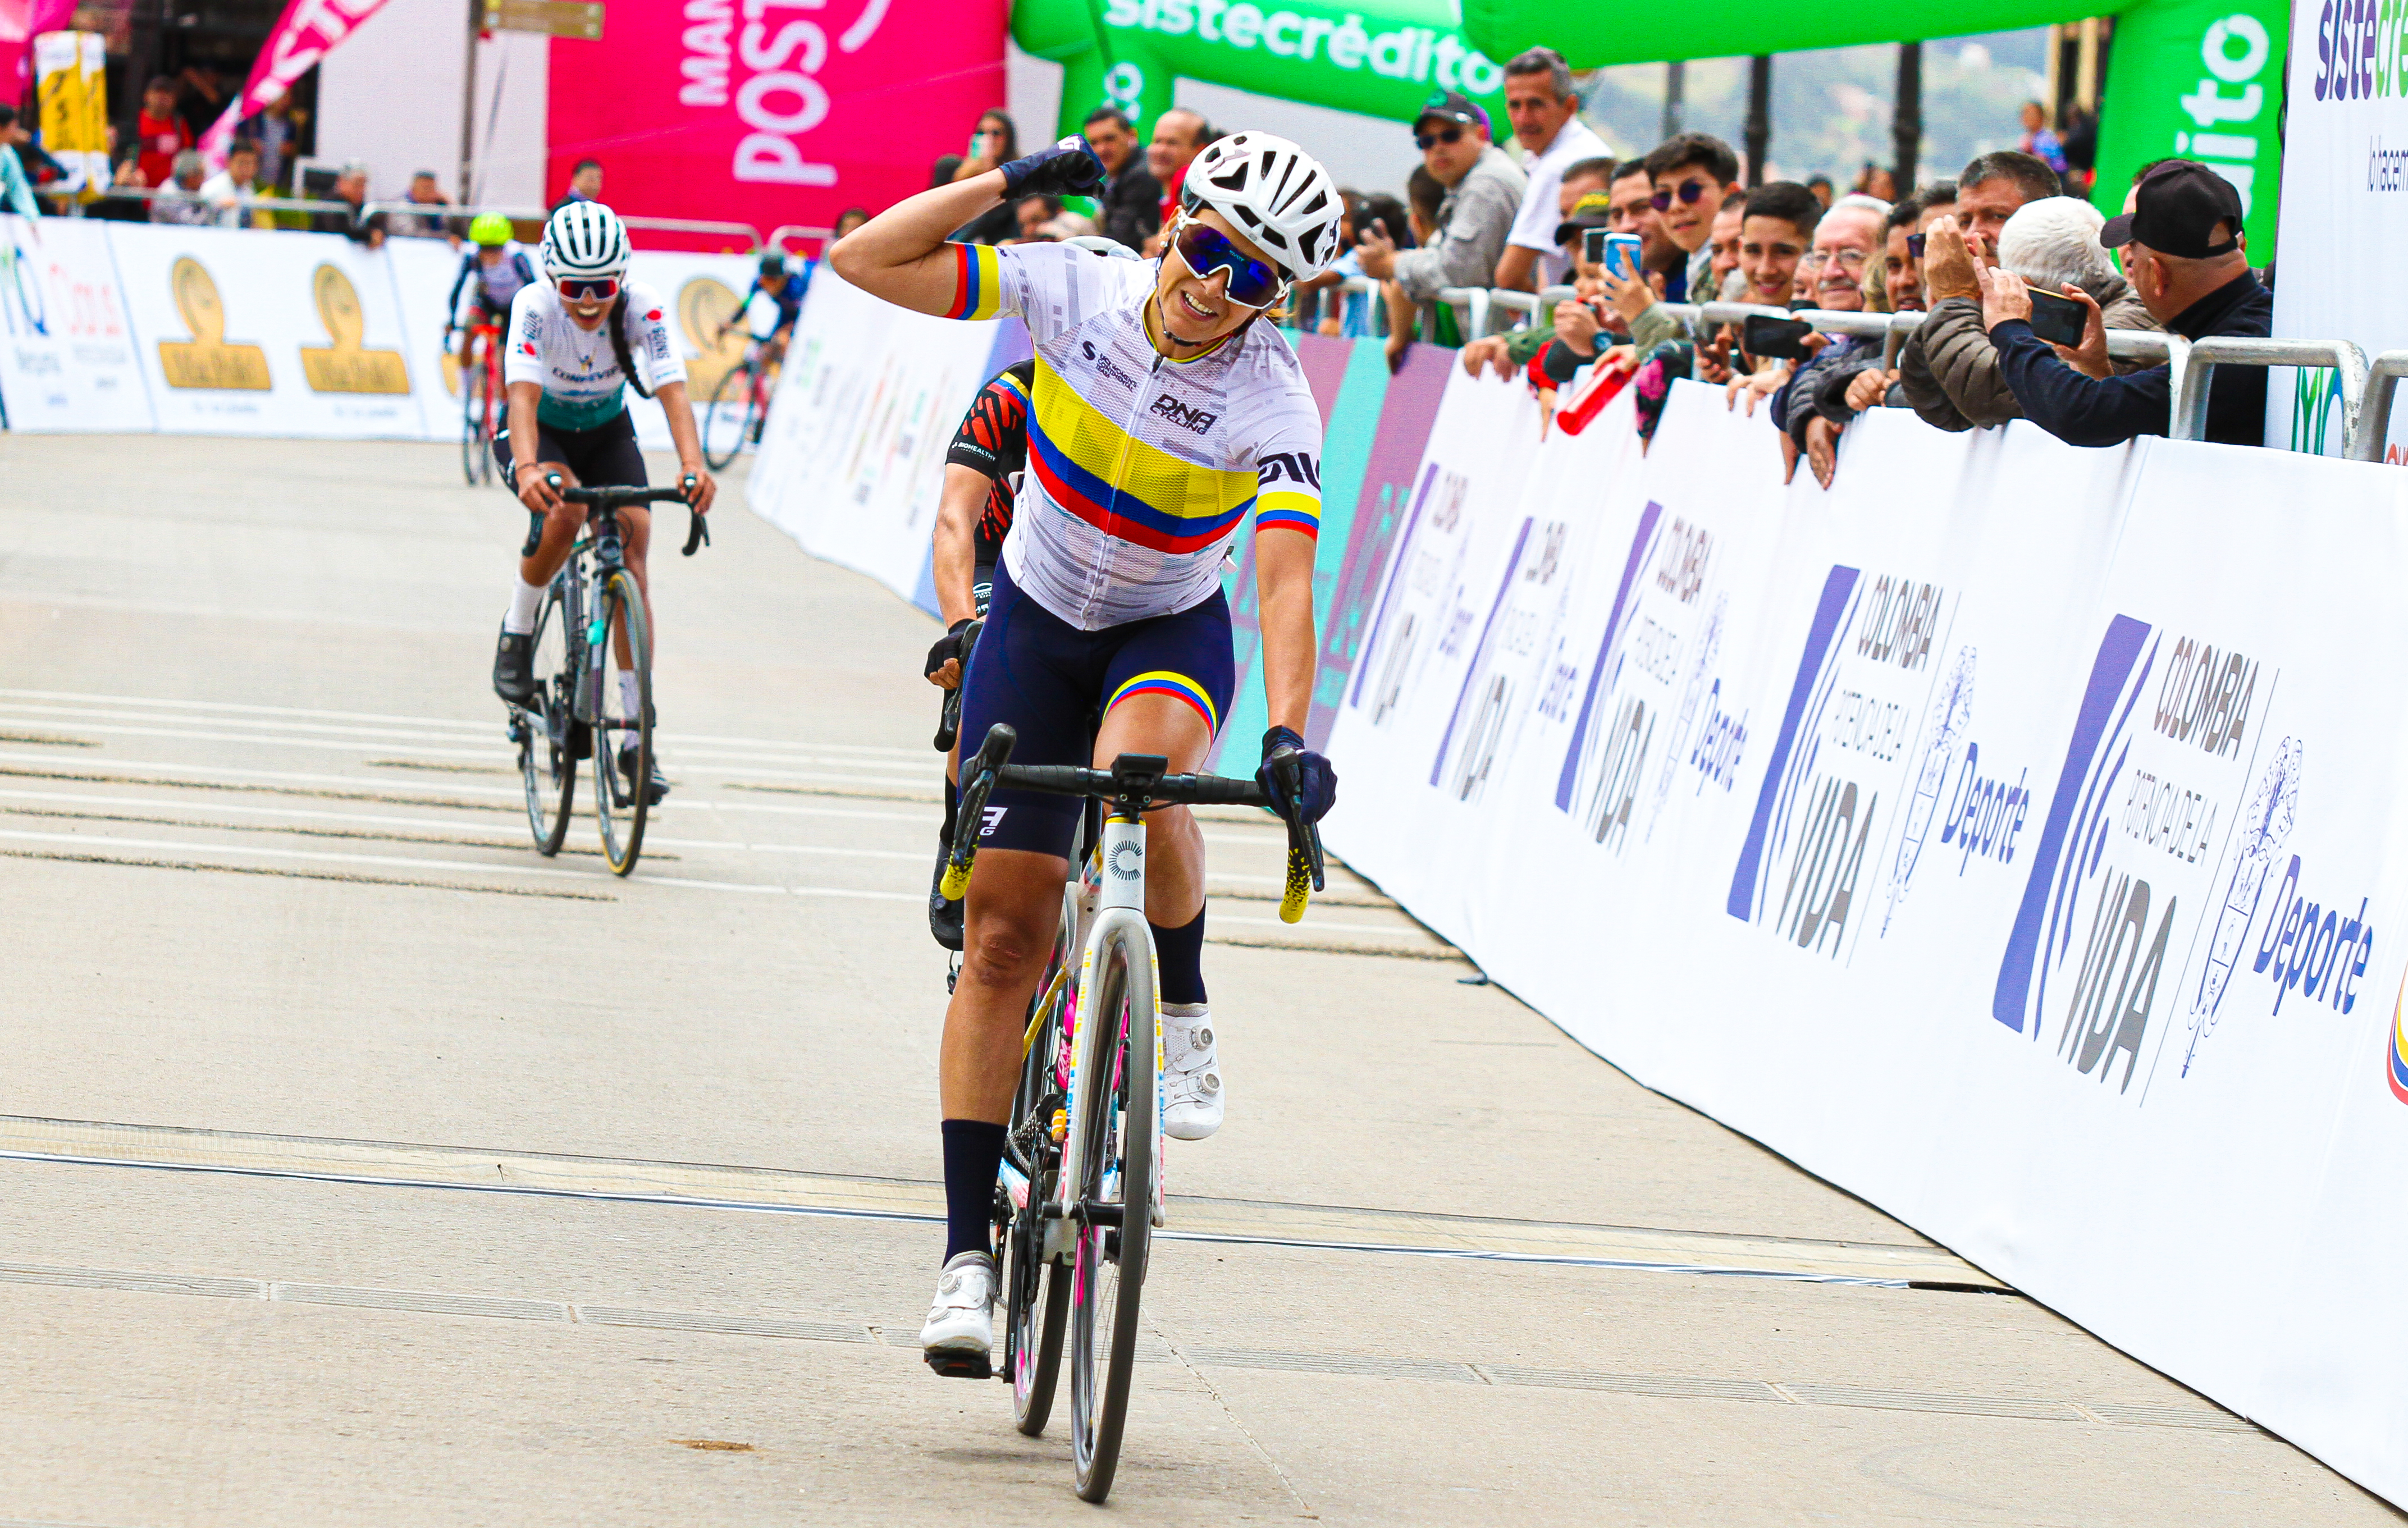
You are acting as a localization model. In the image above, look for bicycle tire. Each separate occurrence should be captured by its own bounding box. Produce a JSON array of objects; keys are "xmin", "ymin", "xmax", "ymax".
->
[
  {"xmin": 702, "ymin": 361, "xmax": 751, "ymax": 471},
  {"xmin": 593, "ymin": 569, "xmax": 653, "ymax": 876},
  {"xmin": 1068, "ymin": 914, "xmax": 1156, "ymax": 1503},
  {"xmin": 461, "ymin": 356, "xmax": 490, "ymax": 487},
  {"xmin": 517, "ymin": 582, "xmax": 577, "ymax": 854},
  {"xmin": 1006, "ymin": 882, "xmax": 1080, "ymax": 1435}
]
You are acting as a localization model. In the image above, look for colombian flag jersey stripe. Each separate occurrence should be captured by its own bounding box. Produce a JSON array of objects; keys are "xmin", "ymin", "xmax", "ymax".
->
[
  {"xmin": 1026, "ymin": 355, "xmax": 1259, "ymax": 554},
  {"xmin": 1255, "ymin": 489, "xmax": 1320, "ymax": 537},
  {"xmin": 947, "ymin": 244, "xmax": 1004, "ymax": 321}
]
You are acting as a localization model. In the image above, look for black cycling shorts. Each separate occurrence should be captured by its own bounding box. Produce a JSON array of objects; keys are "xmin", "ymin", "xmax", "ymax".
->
[
  {"xmin": 493, "ymin": 409, "xmax": 647, "ymax": 492},
  {"xmin": 957, "ymin": 557, "xmax": 1234, "ymax": 859}
]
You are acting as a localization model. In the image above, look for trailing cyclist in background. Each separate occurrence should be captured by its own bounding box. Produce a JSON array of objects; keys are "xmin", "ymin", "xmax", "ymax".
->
[
  {"xmin": 829, "ymin": 129, "xmax": 1342, "ymax": 1385},
  {"xmin": 701, "ymin": 248, "xmax": 810, "ymax": 468},
  {"xmin": 448, "ymin": 216, "xmax": 533, "ymax": 487},
  {"xmin": 490, "ymin": 200, "xmax": 716, "ymax": 806}
]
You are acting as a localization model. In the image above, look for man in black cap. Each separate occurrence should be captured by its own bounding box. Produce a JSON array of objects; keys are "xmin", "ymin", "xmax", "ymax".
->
[
  {"xmin": 1980, "ymin": 159, "xmax": 2269, "ymax": 447},
  {"xmin": 1353, "ymin": 89, "xmax": 1527, "ymax": 346}
]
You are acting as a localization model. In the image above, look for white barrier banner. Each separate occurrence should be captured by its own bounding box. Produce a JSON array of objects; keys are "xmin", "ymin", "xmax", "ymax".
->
[
  {"xmin": 0, "ymin": 214, "xmax": 153, "ymax": 432},
  {"xmin": 1325, "ymin": 374, "xmax": 2408, "ymax": 1507},
  {"xmin": 108, "ymin": 223, "xmax": 429, "ymax": 440},
  {"xmin": 747, "ymin": 269, "xmax": 1024, "ymax": 614}
]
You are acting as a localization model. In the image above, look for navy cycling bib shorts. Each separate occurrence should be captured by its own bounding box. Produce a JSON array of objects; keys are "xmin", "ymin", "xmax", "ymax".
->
[{"xmin": 958, "ymin": 558, "xmax": 1235, "ymax": 859}]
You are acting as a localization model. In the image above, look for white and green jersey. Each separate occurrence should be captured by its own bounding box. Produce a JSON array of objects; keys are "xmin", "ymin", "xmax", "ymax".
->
[{"xmin": 502, "ymin": 279, "xmax": 683, "ymax": 432}]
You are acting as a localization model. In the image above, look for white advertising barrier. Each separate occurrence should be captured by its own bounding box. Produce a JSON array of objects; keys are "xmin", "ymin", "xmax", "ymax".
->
[
  {"xmin": 108, "ymin": 222, "xmax": 430, "ymax": 440},
  {"xmin": 0, "ymin": 214, "xmax": 154, "ymax": 432},
  {"xmin": 2268, "ymin": 0, "xmax": 2408, "ymax": 458},
  {"xmin": 1325, "ymin": 372, "xmax": 2408, "ymax": 1508},
  {"xmin": 748, "ymin": 269, "xmax": 1026, "ymax": 615}
]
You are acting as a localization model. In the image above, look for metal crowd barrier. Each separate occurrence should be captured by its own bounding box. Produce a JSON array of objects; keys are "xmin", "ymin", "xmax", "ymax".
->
[
  {"xmin": 53, "ymin": 184, "xmax": 360, "ymax": 219},
  {"xmin": 766, "ymin": 223, "xmax": 839, "ymax": 256},
  {"xmin": 1390, "ymin": 283, "xmax": 2384, "ymax": 454}
]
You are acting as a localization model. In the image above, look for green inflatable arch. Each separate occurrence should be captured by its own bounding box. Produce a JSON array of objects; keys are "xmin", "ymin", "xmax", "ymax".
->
[{"xmin": 1013, "ymin": 0, "xmax": 2283, "ymax": 250}]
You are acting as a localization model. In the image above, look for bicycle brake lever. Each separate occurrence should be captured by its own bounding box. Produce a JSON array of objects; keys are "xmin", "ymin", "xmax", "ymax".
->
[
  {"xmin": 520, "ymin": 509, "xmax": 544, "ymax": 559},
  {"xmin": 682, "ymin": 507, "xmax": 710, "ymax": 557}
]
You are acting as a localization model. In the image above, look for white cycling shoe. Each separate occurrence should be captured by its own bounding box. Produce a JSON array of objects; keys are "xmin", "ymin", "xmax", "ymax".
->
[
  {"xmin": 919, "ymin": 1250, "xmax": 995, "ymax": 1378},
  {"xmin": 1162, "ymin": 1005, "xmax": 1223, "ymax": 1141}
]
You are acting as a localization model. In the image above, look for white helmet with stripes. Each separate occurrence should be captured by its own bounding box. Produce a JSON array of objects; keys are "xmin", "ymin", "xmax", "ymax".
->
[
  {"xmin": 1181, "ymin": 132, "xmax": 1345, "ymax": 281},
  {"xmin": 540, "ymin": 200, "xmax": 631, "ymax": 280}
]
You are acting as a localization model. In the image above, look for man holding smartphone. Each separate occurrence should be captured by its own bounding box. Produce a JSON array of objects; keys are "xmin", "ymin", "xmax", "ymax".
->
[{"xmin": 1982, "ymin": 159, "xmax": 2269, "ymax": 448}]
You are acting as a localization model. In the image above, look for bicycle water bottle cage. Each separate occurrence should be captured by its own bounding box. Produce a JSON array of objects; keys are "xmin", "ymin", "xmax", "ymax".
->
[{"xmin": 1108, "ymin": 753, "xmax": 1168, "ymax": 817}]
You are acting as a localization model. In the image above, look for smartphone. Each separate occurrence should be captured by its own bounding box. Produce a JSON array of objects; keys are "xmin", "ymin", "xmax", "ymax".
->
[
  {"xmin": 2025, "ymin": 289, "xmax": 2087, "ymax": 347},
  {"xmin": 1742, "ymin": 313, "xmax": 1816, "ymax": 363},
  {"xmin": 1584, "ymin": 229, "xmax": 1643, "ymax": 281}
]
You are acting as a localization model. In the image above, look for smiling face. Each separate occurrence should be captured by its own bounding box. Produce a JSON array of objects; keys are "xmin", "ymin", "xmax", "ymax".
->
[
  {"xmin": 1800, "ymin": 208, "xmax": 1880, "ymax": 311},
  {"xmin": 1146, "ymin": 109, "xmax": 1208, "ymax": 182},
  {"xmin": 1652, "ymin": 163, "xmax": 1729, "ymax": 254},
  {"xmin": 1607, "ymin": 169, "xmax": 1673, "ymax": 272},
  {"xmin": 1739, "ymin": 214, "xmax": 1809, "ymax": 304},
  {"xmin": 1152, "ymin": 208, "xmax": 1279, "ymax": 352}
]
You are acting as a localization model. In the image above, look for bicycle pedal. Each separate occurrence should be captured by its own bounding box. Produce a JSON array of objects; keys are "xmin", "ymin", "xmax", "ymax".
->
[{"xmin": 924, "ymin": 1350, "xmax": 993, "ymax": 1381}]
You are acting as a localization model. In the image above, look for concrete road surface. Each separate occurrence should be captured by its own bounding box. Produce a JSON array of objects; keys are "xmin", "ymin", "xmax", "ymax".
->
[{"xmin": 0, "ymin": 435, "xmax": 2392, "ymax": 1526}]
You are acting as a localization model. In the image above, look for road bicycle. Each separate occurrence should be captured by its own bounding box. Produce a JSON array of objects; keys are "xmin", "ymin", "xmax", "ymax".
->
[
  {"xmin": 701, "ymin": 338, "xmax": 775, "ymax": 471},
  {"xmin": 453, "ymin": 320, "xmax": 504, "ymax": 487},
  {"xmin": 507, "ymin": 475, "xmax": 709, "ymax": 875},
  {"xmin": 938, "ymin": 722, "xmax": 1323, "ymax": 1502}
]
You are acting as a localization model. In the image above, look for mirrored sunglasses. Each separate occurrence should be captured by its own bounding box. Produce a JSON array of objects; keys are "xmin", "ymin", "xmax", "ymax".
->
[
  {"xmin": 1172, "ymin": 221, "xmax": 1286, "ymax": 310},
  {"xmin": 556, "ymin": 276, "xmax": 620, "ymax": 302}
]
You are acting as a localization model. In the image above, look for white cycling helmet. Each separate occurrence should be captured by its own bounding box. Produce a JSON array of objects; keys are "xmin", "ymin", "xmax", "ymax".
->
[
  {"xmin": 541, "ymin": 200, "xmax": 631, "ymax": 280},
  {"xmin": 1180, "ymin": 132, "xmax": 1345, "ymax": 281}
]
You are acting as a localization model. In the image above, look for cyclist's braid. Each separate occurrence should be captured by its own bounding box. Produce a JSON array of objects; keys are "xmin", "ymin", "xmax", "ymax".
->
[{"xmin": 605, "ymin": 291, "xmax": 654, "ymax": 402}]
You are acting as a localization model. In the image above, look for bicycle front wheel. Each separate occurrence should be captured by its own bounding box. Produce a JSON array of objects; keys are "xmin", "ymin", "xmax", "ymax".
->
[
  {"xmin": 1067, "ymin": 914, "xmax": 1157, "ymax": 1503},
  {"xmin": 702, "ymin": 362, "xmax": 753, "ymax": 471},
  {"xmin": 592, "ymin": 568, "xmax": 653, "ymax": 876},
  {"xmin": 517, "ymin": 582, "xmax": 577, "ymax": 853}
]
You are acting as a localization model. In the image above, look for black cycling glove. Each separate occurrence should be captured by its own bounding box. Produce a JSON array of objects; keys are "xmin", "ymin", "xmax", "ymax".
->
[
  {"xmin": 998, "ymin": 136, "xmax": 1108, "ymax": 200},
  {"xmin": 1256, "ymin": 725, "xmax": 1337, "ymax": 824},
  {"xmin": 925, "ymin": 618, "xmax": 974, "ymax": 680}
]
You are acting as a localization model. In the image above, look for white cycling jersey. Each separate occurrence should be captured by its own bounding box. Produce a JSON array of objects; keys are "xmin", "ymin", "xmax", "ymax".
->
[
  {"xmin": 947, "ymin": 241, "xmax": 1323, "ymax": 631},
  {"xmin": 502, "ymin": 278, "xmax": 683, "ymax": 432}
]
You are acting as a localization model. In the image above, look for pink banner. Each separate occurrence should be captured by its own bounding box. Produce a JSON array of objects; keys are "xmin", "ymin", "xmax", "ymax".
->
[
  {"xmin": 545, "ymin": 0, "xmax": 1005, "ymax": 248},
  {"xmin": 197, "ymin": 0, "xmax": 392, "ymax": 166},
  {"xmin": 5, "ymin": 0, "xmax": 74, "ymax": 96}
]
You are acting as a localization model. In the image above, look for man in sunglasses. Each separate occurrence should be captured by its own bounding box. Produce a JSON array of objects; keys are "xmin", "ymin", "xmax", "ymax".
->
[
  {"xmin": 1600, "ymin": 134, "xmax": 1740, "ymax": 355},
  {"xmin": 828, "ymin": 130, "xmax": 1346, "ymax": 1376},
  {"xmin": 1352, "ymin": 89, "xmax": 1525, "ymax": 347}
]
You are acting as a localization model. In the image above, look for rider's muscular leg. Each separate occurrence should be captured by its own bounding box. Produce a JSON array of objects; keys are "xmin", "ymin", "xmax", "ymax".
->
[
  {"xmin": 939, "ymin": 847, "xmax": 1067, "ymax": 1260},
  {"xmin": 941, "ymin": 847, "xmax": 1071, "ymax": 1123}
]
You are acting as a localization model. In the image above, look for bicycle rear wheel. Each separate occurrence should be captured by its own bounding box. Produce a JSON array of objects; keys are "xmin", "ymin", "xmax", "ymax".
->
[
  {"xmin": 592, "ymin": 568, "xmax": 653, "ymax": 875},
  {"xmin": 702, "ymin": 362, "xmax": 753, "ymax": 471},
  {"xmin": 517, "ymin": 582, "xmax": 577, "ymax": 853},
  {"xmin": 1067, "ymin": 915, "xmax": 1157, "ymax": 1503},
  {"xmin": 1005, "ymin": 882, "xmax": 1080, "ymax": 1436},
  {"xmin": 462, "ymin": 355, "xmax": 491, "ymax": 486}
]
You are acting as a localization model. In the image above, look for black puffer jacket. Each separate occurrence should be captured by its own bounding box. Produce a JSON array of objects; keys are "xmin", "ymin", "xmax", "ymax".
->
[{"xmin": 1898, "ymin": 276, "xmax": 2159, "ymax": 432}]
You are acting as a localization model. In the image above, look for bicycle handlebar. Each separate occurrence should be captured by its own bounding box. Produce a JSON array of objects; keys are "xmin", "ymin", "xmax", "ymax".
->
[
  {"xmin": 523, "ymin": 474, "xmax": 712, "ymax": 557},
  {"xmin": 940, "ymin": 723, "xmax": 1327, "ymax": 922}
]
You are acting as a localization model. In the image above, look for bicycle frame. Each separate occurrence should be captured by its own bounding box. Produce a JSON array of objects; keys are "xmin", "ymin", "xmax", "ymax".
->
[{"xmin": 1054, "ymin": 813, "xmax": 1155, "ymax": 1229}]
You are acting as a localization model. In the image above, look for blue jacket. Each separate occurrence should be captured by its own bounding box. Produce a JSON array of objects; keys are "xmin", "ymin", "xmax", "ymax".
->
[{"xmin": 1991, "ymin": 270, "xmax": 2272, "ymax": 449}]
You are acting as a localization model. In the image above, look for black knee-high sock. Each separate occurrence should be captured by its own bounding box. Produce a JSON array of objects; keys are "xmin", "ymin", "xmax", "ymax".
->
[
  {"xmin": 1150, "ymin": 908, "xmax": 1207, "ymax": 1007},
  {"xmin": 940, "ymin": 1118, "xmax": 1007, "ymax": 1262}
]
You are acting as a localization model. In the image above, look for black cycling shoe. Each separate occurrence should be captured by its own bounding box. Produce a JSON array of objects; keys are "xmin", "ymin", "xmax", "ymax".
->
[
  {"xmin": 929, "ymin": 837, "xmax": 965, "ymax": 950},
  {"xmin": 493, "ymin": 628, "xmax": 537, "ymax": 708},
  {"xmin": 617, "ymin": 747, "xmax": 671, "ymax": 806}
]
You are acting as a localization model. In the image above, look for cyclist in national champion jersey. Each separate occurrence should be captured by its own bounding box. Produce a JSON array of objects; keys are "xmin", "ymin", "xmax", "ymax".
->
[
  {"xmin": 829, "ymin": 129, "xmax": 1344, "ymax": 1371},
  {"xmin": 490, "ymin": 202, "xmax": 716, "ymax": 803}
]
